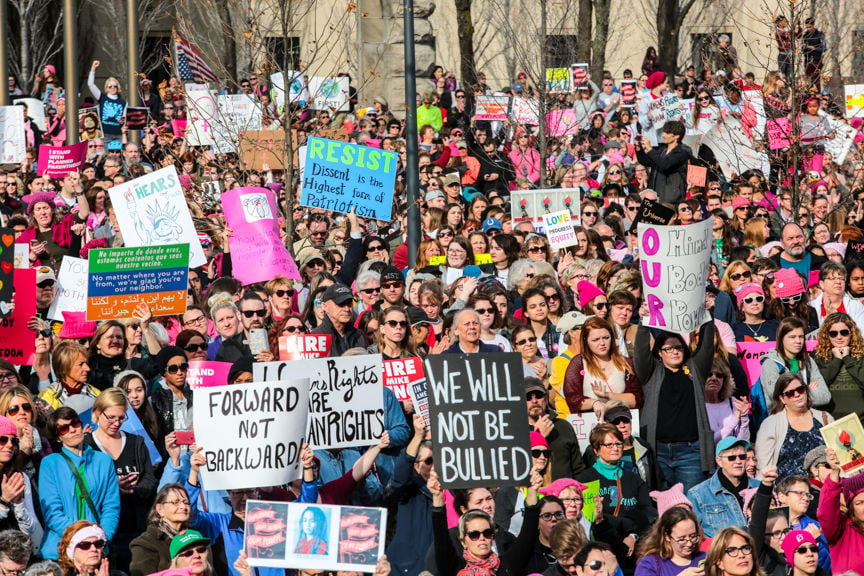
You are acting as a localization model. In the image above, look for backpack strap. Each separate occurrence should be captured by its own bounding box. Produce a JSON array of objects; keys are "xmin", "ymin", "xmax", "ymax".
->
[{"xmin": 58, "ymin": 451, "xmax": 101, "ymax": 524}]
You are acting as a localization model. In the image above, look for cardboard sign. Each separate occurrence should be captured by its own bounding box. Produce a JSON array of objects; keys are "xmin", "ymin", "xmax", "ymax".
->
[
  {"xmin": 702, "ymin": 117, "xmax": 769, "ymax": 179},
  {"xmin": 581, "ymin": 480, "xmax": 601, "ymax": 521},
  {"xmin": 212, "ymin": 94, "xmax": 263, "ymax": 153},
  {"xmin": 278, "ymin": 334, "xmax": 332, "ymax": 361},
  {"xmin": 546, "ymin": 109, "xmax": 581, "ymax": 136},
  {"xmin": 13, "ymin": 98, "xmax": 45, "ymax": 131},
  {"xmin": 194, "ymin": 379, "xmax": 310, "ymax": 490},
  {"xmin": 382, "ymin": 357, "xmax": 424, "ymax": 402},
  {"xmin": 271, "ymin": 71, "xmax": 309, "ymax": 107},
  {"xmin": 510, "ymin": 97, "xmax": 539, "ymax": 125},
  {"xmin": 620, "ymin": 81, "xmax": 637, "ymax": 108},
  {"xmin": 245, "ymin": 501, "xmax": 386, "ymax": 573},
  {"xmin": 184, "ymin": 87, "xmax": 217, "ymax": 146},
  {"xmin": 223, "ymin": 187, "xmax": 301, "ymax": 285},
  {"xmin": 686, "ymin": 164, "xmax": 707, "ymax": 187},
  {"xmin": 821, "ymin": 413, "xmax": 864, "ymax": 474},
  {"xmin": 512, "ymin": 189, "xmax": 581, "ymax": 231},
  {"xmin": 186, "ymin": 361, "xmax": 232, "ymax": 388},
  {"xmin": 240, "ymin": 130, "xmax": 287, "ymax": 171},
  {"xmin": 638, "ymin": 219, "xmax": 712, "ymax": 334},
  {"xmin": 825, "ymin": 116, "xmax": 858, "ymax": 166},
  {"xmin": 77, "ymin": 108, "xmax": 103, "ymax": 141},
  {"xmin": 86, "ymin": 244, "xmax": 189, "ymax": 321},
  {"xmin": 570, "ymin": 63, "xmax": 589, "ymax": 91},
  {"xmin": 301, "ymin": 137, "xmax": 397, "ymax": 221},
  {"xmin": 254, "ymin": 355, "xmax": 385, "ymax": 450},
  {"xmin": 424, "ymin": 353, "xmax": 532, "ymax": 489},
  {"xmin": 125, "ymin": 107, "xmax": 150, "ymax": 130},
  {"xmin": 546, "ymin": 68, "xmax": 570, "ymax": 94},
  {"xmin": 846, "ymin": 240, "xmax": 864, "ymax": 264},
  {"xmin": 543, "ymin": 210, "xmax": 578, "ymax": 250},
  {"xmin": 0, "ymin": 107, "xmax": 26, "ymax": 164},
  {"xmin": 0, "ymin": 269, "xmax": 35, "ymax": 364},
  {"xmin": 47, "ymin": 256, "xmax": 88, "ymax": 321},
  {"xmin": 566, "ymin": 411, "xmax": 641, "ymax": 444},
  {"xmin": 36, "ymin": 142, "xmax": 87, "ymax": 177},
  {"xmin": 474, "ymin": 96, "xmax": 510, "ymax": 121},
  {"xmin": 108, "ymin": 166, "xmax": 207, "ymax": 267},
  {"xmin": 845, "ymin": 84, "xmax": 864, "ymax": 118},
  {"xmin": 628, "ymin": 198, "xmax": 676, "ymax": 233},
  {"xmin": 309, "ymin": 77, "xmax": 350, "ymax": 111}
]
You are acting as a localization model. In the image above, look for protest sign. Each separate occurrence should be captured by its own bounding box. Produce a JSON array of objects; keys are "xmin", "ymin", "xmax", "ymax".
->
[
  {"xmin": 125, "ymin": 107, "xmax": 149, "ymax": 130},
  {"xmin": 407, "ymin": 376, "xmax": 430, "ymax": 427},
  {"xmin": 13, "ymin": 245, "xmax": 27, "ymax": 269},
  {"xmin": 184, "ymin": 87, "xmax": 216, "ymax": 146},
  {"xmin": 424, "ymin": 353, "xmax": 532, "ymax": 488},
  {"xmin": 186, "ymin": 361, "xmax": 232, "ymax": 389},
  {"xmin": 543, "ymin": 210, "xmax": 578, "ymax": 250},
  {"xmin": 0, "ymin": 269, "xmax": 35, "ymax": 364},
  {"xmin": 13, "ymin": 98, "xmax": 46, "ymax": 131},
  {"xmin": 846, "ymin": 240, "xmax": 864, "ymax": 264},
  {"xmin": 620, "ymin": 80, "xmax": 637, "ymax": 108},
  {"xmin": 222, "ymin": 187, "xmax": 301, "ymax": 285},
  {"xmin": 254, "ymin": 355, "xmax": 385, "ymax": 450},
  {"xmin": 736, "ymin": 341, "xmax": 815, "ymax": 389},
  {"xmin": 194, "ymin": 379, "xmax": 310, "ymax": 490},
  {"xmin": 170, "ymin": 119, "xmax": 187, "ymax": 138},
  {"xmin": 825, "ymin": 117, "xmax": 858, "ymax": 166},
  {"xmin": 278, "ymin": 334, "xmax": 332, "ymax": 361},
  {"xmin": 638, "ymin": 219, "xmax": 712, "ymax": 334},
  {"xmin": 309, "ymin": 77, "xmax": 350, "ymax": 111},
  {"xmin": 510, "ymin": 97, "xmax": 539, "ymax": 125},
  {"xmin": 546, "ymin": 109, "xmax": 581, "ymax": 136},
  {"xmin": 474, "ymin": 96, "xmax": 510, "ymax": 121},
  {"xmin": 821, "ymin": 413, "xmax": 864, "ymax": 475},
  {"xmin": 581, "ymin": 480, "xmax": 601, "ymax": 522},
  {"xmin": 47, "ymin": 256, "xmax": 88, "ymax": 321},
  {"xmin": 86, "ymin": 244, "xmax": 189, "ymax": 321},
  {"xmin": 240, "ymin": 130, "xmax": 287, "ymax": 170},
  {"xmin": 474, "ymin": 253, "xmax": 493, "ymax": 265},
  {"xmin": 246, "ymin": 502, "xmax": 386, "ymax": 573},
  {"xmin": 686, "ymin": 164, "xmax": 707, "ymax": 187},
  {"xmin": 628, "ymin": 198, "xmax": 675, "ymax": 233},
  {"xmin": 383, "ymin": 357, "xmax": 424, "ymax": 402},
  {"xmin": 845, "ymin": 84, "xmax": 864, "ymax": 118},
  {"xmin": 271, "ymin": 71, "xmax": 309, "ymax": 107},
  {"xmin": 702, "ymin": 118, "xmax": 769, "ymax": 179},
  {"xmin": 78, "ymin": 108, "xmax": 103, "ymax": 141},
  {"xmin": 147, "ymin": 570, "xmax": 190, "ymax": 576},
  {"xmin": 0, "ymin": 230, "xmax": 14, "ymax": 319},
  {"xmin": 300, "ymin": 137, "xmax": 397, "ymax": 221},
  {"xmin": 645, "ymin": 94, "xmax": 685, "ymax": 129},
  {"xmin": 212, "ymin": 94, "xmax": 263, "ymax": 153},
  {"xmin": 108, "ymin": 166, "xmax": 206, "ymax": 267},
  {"xmin": 0, "ymin": 107, "xmax": 26, "ymax": 164},
  {"xmin": 36, "ymin": 142, "xmax": 87, "ymax": 177},
  {"xmin": 566, "ymin": 411, "xmax": 641, "ymax": 444},
  {"xmin": 570, "ymin": 63, "xmax": 589, "ymax": 91},
  {"xmin": 511, "ymin": 188, "xmax": 581, "ymax": 231},
  {"xmin": 742, "ymin": 92, "xmax": 766, "ymax": 138},
  {"xmin": 766, "ymin": 118, "xmax": 792, "ymax": 150},
  {"xmin": 546, "ymin": 69, "xmax": 570, "ymax": 94}
]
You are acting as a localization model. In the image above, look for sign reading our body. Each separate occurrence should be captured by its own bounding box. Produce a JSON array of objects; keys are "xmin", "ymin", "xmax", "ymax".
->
[
  {"xmin": 638, "ymin": 220, "xmax": 712, "ymax": 334},
  {"xmin": 254, "ymin": 355, "xmax": 385, "ymax": 450},
  {"xmin": 194, "ymin": 379, "xmax": 310, "ymax": 490},
  {"xmin": 301, "ymin": 137, "xmax": 397, "ymax": 221},
  {"xmin": 424, "ymin": 353, "xmax": 532, "ymax": 488},
  {"xmin": 87, "ymin": 244, "xmax": 189, "ymax": 321}
]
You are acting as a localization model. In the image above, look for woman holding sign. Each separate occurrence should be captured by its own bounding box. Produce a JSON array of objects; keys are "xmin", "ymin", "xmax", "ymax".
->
[{"xmin": 18, "ymin": 192, "xmax": 90, "ymax": 267}]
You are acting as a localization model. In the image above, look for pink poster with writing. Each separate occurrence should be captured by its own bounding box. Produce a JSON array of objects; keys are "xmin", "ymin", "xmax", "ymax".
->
[
  {"xmin": 383, "ymin": 357, "xmax": 424, "ymax": 401},
  {"xmin": 736, "ymin": 340, "xmax": 817, "ymax": 389},
  {"xmin": 187, "ymin": 360, "xmax": 232, "ymax": 388},
  {"xmin": 222, "ymin": 187, "xmax": 301, "ymax": 285},
  {"xmin": 36, "ymin": 142, "xmax": 88, "ymax": 177},
  {"xmin": 4, "ymin": 269, "xmax": 36, "ymax": 365}
]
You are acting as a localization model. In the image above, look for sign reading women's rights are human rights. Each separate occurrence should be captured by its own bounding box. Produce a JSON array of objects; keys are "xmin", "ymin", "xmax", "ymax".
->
[{"xmin": 300, "ymin": 137, "xmax": 397, "ymax": 221}]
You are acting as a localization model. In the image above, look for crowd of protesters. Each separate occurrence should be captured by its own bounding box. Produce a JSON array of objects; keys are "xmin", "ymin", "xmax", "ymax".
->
[{"xmin": 1, "ymin": 21, "xmax": 864, "ymax": 576}]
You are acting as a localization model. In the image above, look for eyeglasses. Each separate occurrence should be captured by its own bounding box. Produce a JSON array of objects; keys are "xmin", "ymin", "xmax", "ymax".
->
[
  {"xmin": 37, "ymin": 280, "xmax": 55, "ymax": 289},
  {"xmin": 531, "ymin": 449, "xmax": 550, "ymax": 458},
  {"xmin": 273, "ymin": 289, "xmax": 294, "ymax": 298},
  {"xmin": 545, "ymin": 294, "xmax": 560, "ymax": 302},
  {"xmin": 593, "ymin": 302, "xmax": 608, "ymax": 309},
  {"xmin": 668, "ymin": 534, "xmax": 700, "ymax": 544},
  {"xmin": 769, "ymin": 528, "xmax": 790, "ymax": 539},
  {"xmin": 609, "ymin": 417, "xmax": 630, "ymax": 425},
  {"xmin": 439, "ymin": 231, "xmax": 454, "ymax": 238},
  {"xmin": 526, "ymin": 390, "xmax": 546, "ymax": 401},
  {"xmin": 6, "ymin": 403, "xmax": 31, "ymax": 417},
  {"xmin": 37, "ymin": 328, "xmax": 53, "ymax": 338},
  {"xmin": 539, "ymin": 511, "xmax": 565, "ymax": 521},
  {"xmin": 627, "ymin": 205, "xmax": 639, "ymax": 212},
  {"xmin": 383, "ymin": 282, "xmax": 403, "ymax": 289},
  {"xmin": 586, "ymin": 561, "xmax": 605, "ymax": 571},
  {"xmin": 184, "ymin": 342, "xmax": 207, "ymax": 353},
  {"xmin": 729, "ymin": 271, "xmax": 751, "ymax": 281},
  {"xmin": 742, "ymin": 295, "xmax": 764, "ymax": 305},
  {"xmin": 76, "ymin": 540, "xmax": 106, "ymax": 551},
  {"xmin": 127, "ymin": 322, "xmax": 142, "ymax": 331},
  {"xmin": 164, "ymin": 499, "xmax": 191, "ymax": 507},
  {"xmin": 0, "ymin": 436, "xmax": 18, "ymax": 448},
  {"xmin": 785, "ymin": 488, "xmax": 814, "ymax": 501},
  {"xmin": 166, "ymin": 363, "xmax": 189, "ymax": 374},
  {"xmin": 796, "ymin": 545, "xmax": 819, "ymax": 555},
  {"xmin": 829, "ymin": 329, "xmax": 851, "ymax": 338},
  {"xmin": 242, "ymin": 309, "xmax": 267, "ymax": 318},
  {"xmin": 185, "ymin": 315, "xmax": 206, "ymax": 326},
  {"xmin": 679, "ymin": 206, "xmax": 693, "ymax": 212},
  {"xmin": 608, "ymin": 170, "xmax": 622, "ymax": 175},
  {"xmin": 101, "ymin": 413, "xmax": 127, "ymax": 424},
  {"xmin": 601, "ymin": 441, "xmax": 624, "ymax": 449},
  {"xmin": 781, "ymin": 294, "xmax": 802, "ymax": 304},
  {"xmin": 710, "ymin": 371, "xmax": 727, "ymax": 380},
  {"xmin": 475, "ymin": 307, "xmax": 495, "ymax": 315},
  {"xmin": 699, "ymin": 96, "xmax": 712, "ymax": 102},
  {"xmin": 515, "ymin": 336, "xmax": 538, "ymax": 346},
  {"xmin": 561, "ymin": 497, "xmax": 583, "ymax": 505},
  {"xmin": 0, "ymin": 373, "xmax": 17, "ymax": 384},
  {"xmin": 782, "ymin": 385, "xmax": 808, "ymax": 399},
  {"xmin": 368, "ymin": 245, "xmax": 386, "ymax": 251},
  {"xmin": 177, "ymin": 545, "xmax": 208, "ymax": 558},
  {"xmin": 415, "ymin": 456, "xmax": 434, "ymax": 466},
  {"xmin": 56, "ymin": 418, "xmax": 82, "ymax": 435},
  {"xmin": 723, "ymin": 453, "xmax": 748, "ymax": 461},
  {"xmin": 385, "ymin": 320, "xmax": 409, "ymax": 328},
  {"xmin": 466, "ymin": 529, "xmax": 495, "ymax": 541},
  {"xmin": 661, "ymin": 345, "xmax": 685, "ymax": 353},
  {"xmin": 77, "ymin": 337, "xmax": 90, "ymax": 345},
  {"xmin": 107, "ymin": 84, "xmax": 119, "ymax": 88},
  {"xmin": 724, "ymin": 544, "xmax": 753, "ymax": 558}
]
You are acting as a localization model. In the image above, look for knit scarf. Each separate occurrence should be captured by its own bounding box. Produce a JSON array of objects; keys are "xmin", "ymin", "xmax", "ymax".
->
[
  {"xmin": 593, "ymin": 459, "xmax": 622, "ymax": 481},
  {"xmin": 458, "ymin": 551, "xmax": 500, "ymax": 576}
]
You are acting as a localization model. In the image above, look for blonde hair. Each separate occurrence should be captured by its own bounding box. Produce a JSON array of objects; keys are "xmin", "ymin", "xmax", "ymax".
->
[
  {"xmin": 103, "ymin": 77, "xmax": 121, "ymax": 94},
  {"xmin": 91, "ymin": 387, "xmax": 128, "ymax": 422}
]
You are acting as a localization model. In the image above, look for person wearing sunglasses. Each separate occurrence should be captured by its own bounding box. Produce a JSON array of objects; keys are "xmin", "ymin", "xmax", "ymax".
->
[
  {"xmin": 0, "ymin": 414, "xmax": 40, "ymax": 543},
  {"xmin": 732, "ymin": 282, "xmax": 778, "ymax": 343},
  {"xmin": 311, "ymin": 284, "xmax": 367, "ymax": 357},
  {"xmin": 369, "ymin": 307, "xmax": 416, "ymax": 360},
  {"xmin": 576, "ymin": 281, "xmax": 608, "ymax": 321},
  {"xmin": 511, "ymin": 325, "xmax": 549, "ymax": 385},
  {"xmin": 774, "ymin": 479, "xmax": 832, "ymax": 574},
  {"xmin": 765, "ymin": 269, "xmax": 818, "ymax": 333},
  {"xmin": 168, "ymin": 530, "xmax": 213, "ymax": 576},
  {"xmin": 0, "ymin": 386, "xmax": 46, "ymax": 459},
  {"xmin": 150, "ymin": 346, "xmax": 193, "ymax": 440},
  {"xmin": 39, "ymin": 407, "xmax": 120, "ymax": 560},
  {"xmin": 57, "ymin": 521, "xmax": 113, "ymax": 576},
  {"xmin": 719, "ymin": 261, "xmax": 754, "ymax": 307},
  {"xmin": 779, "ymin": 530, "xmax": 825, "ymax": 576},
  {"xmin": 176, "ymin": 330, "xmax": 209, "ymax": 364},
  {"xmin": 813, "ymin": 312, "xmax": 864, "ymax": 420},
  {"xmin": 264, "ymin": 275, "xmax": 296, "ymax": 322},
  {"xmin": 216, "ymin": 293, "xmax": 273, "ymax": 364},
  {"xmin": 39, "ymin": 342, "xmax": 100, "ymax": 411},
  {"xmin": 87, "ymin": 60, "xmax": 126, "ymax": 143}
]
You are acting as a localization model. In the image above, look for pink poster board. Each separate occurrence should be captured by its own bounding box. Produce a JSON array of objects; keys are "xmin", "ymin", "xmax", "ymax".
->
[
  {"xmin": 36, "ymin": 142, "xmax": 87, "ymax": 177},
  {"xmin": 3, "ymin": 269, "xmax": 36, "ymax": 365}
]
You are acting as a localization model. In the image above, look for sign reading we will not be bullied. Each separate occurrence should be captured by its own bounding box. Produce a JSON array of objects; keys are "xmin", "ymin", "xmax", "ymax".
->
[
  {"xmin": 301, "ymin": 138, "xmax": 397, "ymax": 221},
  {"xmin": 255, "ymin": 355, "xmax": 385, "ymax": 450},
  {"xmin": 638, "ymin": 219, "xmax": 712, "ymax": 335},
  {"xmin": 193, "ymin": 379, "xmax": 310, "ymax": 490},
  {"xmin": 424, "ymin": 353, "xmax": 533, "ymax": 489}
]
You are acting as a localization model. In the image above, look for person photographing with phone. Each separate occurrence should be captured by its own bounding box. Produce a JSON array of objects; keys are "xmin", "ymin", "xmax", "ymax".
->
[{"xmin": 17, "ymin": 190, "xmax": 90, "ymax": 267}]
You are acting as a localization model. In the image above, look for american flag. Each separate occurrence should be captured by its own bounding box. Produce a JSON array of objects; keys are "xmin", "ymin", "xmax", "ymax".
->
[{"xmin": 173, "ymin": 29, "xmax": 219, "ymax": 84}]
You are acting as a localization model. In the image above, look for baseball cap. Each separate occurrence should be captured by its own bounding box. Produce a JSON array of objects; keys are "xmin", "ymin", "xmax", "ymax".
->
[
  {"xmin": 482, "ymin": 217, "xmax": 502, "ymax": 233},
  {"xmin": 443, "ymin": 173, "xmax": 461, "ymax": 187},
  {"xmin": 803, "ymin": 446, "xmax": 827, "ymax": 472},
  {"xmin": 381, "ymin": 266, "xmax": 403, "ymax": 284},
  {"xmin": 426, "ymin": 189, "xmax": 445, "ymax": 202},
  {"xmin": 557, "ymin": 311, "xmax": 589, "ymax": 333},
  {"xmin": 407, "ymin": 306, "xmax": 433, "ymax": 326},
  {"xmin": 715, "ymin": 436, "xmax": 750, "ymax": 457},
  {"xmin": 299, "ymin": 251, "xmax": 325, "ymax": 269},
  {"xmin": 170, "ymin": 530, "xmax": 211, "ymax": 559},
  {"xmin": 524, "ymin": 377, "xmax": 546, "ymax": 395},
  {"xmin": 36, "ymin": 266, "xmax": 56, "ymax": 284},
  {"xmin": 321, "ymin": 284, "xmax": 353, "ymax": 305},
  {"xmin": 604, "ymin": 405, "xmax": 632, "ymax": 424},
  {"xmin": 106, "ymin": 140, "xmax": 123, "ymax": 151}
]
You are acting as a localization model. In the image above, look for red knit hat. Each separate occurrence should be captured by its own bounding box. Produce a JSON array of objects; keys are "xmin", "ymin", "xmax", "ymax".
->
[{"xmin": 646, "ymin": 71, "xmax": 666, "ymax": 90}]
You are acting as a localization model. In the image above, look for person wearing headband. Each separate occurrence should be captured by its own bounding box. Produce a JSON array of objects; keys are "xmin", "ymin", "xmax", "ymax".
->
[{"xmin": 58, "ymin": 521, "xmax": 108, "ymax": 576}]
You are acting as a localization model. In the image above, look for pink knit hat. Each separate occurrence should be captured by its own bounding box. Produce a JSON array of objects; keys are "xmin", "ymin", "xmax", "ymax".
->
[
  {"xmin": 774, "ymin": 268, "xmax": 805, "ymax": 299},
  {"xmin": 649, "ymin": 483, "xmax": 692, "ymax": 516},
  {"xmin": 782, "ymin": 530, "xmax": 817, "ymax": 566},
  {"xmin": 576, "ymin": 281, "xmax": 605, "ymax": 309},
  {"xmin": 734, "ymin": 282, "xmax": 764, "ymax": 306},
  {"xmin": 23, "ymin": 192, "xmax": 57, "ymax": 214},
  {"xmin": 841, "ymin": 470, "xmax": 864, "ymax": 503},
  {"xmin": 732, "ymin": 197, "xmax": 751, "ymax": 211},
  {"xmin": 0, "ymin": 417, "xmax": 17, "ymax": 438},
  {"xmin": 540, "ymin": 478, "xmax": 588, "ymax": 498},
  {"xmin": 57, "ymin": 311, "xmax": 97, "ymax": 340},
  {"xmin": 741, "ymin": 487, "xmax": 758, "ymax": 514},
  {"xmin": 530, "ymin": 431, "xmax": 549, "ymax": 449}
]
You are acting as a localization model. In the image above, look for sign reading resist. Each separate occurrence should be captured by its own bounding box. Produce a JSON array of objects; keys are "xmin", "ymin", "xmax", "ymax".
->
[{"xmin": 424, "ymin": 353, "xmax": 532, "ymax": 489}]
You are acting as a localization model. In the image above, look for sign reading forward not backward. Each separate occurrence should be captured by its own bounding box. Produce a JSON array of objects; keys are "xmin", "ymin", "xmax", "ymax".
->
[
  {"xmin": 543, "ymin": 210, "xmax": 578, "ymax": 250},
  {"xmin": 194, "ymin": 380, "xmax": 310, "ymax": 490},
  {"xmin": 424, "ymin": 352, "xmax": 532, "ymax": 488},
  {"xmin": 86, "ymin": 244, "xmax": 189, "ymax": 321},
  {"xmin": 254, "ymin": 355, "xmax": 385, "ymax": 450},
  {"xmin": 638, "ymin": 219, "xmax": 712, "ymax": 335},
  {"xmin": 301, "ymin": 137, "xmax": 397, "ymax": 221}
]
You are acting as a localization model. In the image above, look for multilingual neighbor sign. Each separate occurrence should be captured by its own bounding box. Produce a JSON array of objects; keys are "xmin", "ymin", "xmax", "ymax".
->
[
  {"xmin": 301, "ymin": 137, "xmax": 397, "ymax": 221},
  {"xmin": 424, "ymin": 352, "xmax": 532, "ymax": 489},
  {"xmin": 638, "ymin": 219, "xmax": 712, "ymax": 335},
  {"xmin": 86, "ymin": 244, "xmax": 189, "ymax": 321}
]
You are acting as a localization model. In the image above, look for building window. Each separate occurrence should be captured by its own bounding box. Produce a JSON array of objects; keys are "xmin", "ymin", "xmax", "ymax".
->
[
  {"xmin": 266, "ymin": 37, "xmax": 301, "ymax": 70},
  {"xmin": 545, "ymin": 35, "xmax": 579, "ymax": 69}
]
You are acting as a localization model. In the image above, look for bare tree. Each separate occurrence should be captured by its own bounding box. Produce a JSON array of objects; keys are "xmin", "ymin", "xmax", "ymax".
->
[
  {"xmin": 5, "ymin": 0, "xmax": 64, "ymax": 91},
  {"xmin": 455, "ymin": 0, "xmax": 478, "ymax": 87}
]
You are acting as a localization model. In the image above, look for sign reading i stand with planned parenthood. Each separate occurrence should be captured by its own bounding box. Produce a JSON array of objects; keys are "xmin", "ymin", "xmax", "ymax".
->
[
  {"xmin": 424, "ymin": 353, "xmax": 532, "ymax": 489},
  {"xmin": 301, "ymin": 137, "xmax": 397, "ymax": 221}
]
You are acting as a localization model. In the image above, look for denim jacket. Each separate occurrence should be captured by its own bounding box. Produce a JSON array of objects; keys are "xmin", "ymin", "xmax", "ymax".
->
[{"xmin": 688, "ymin": 472, "xmax": 759, "ymax": 537}]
